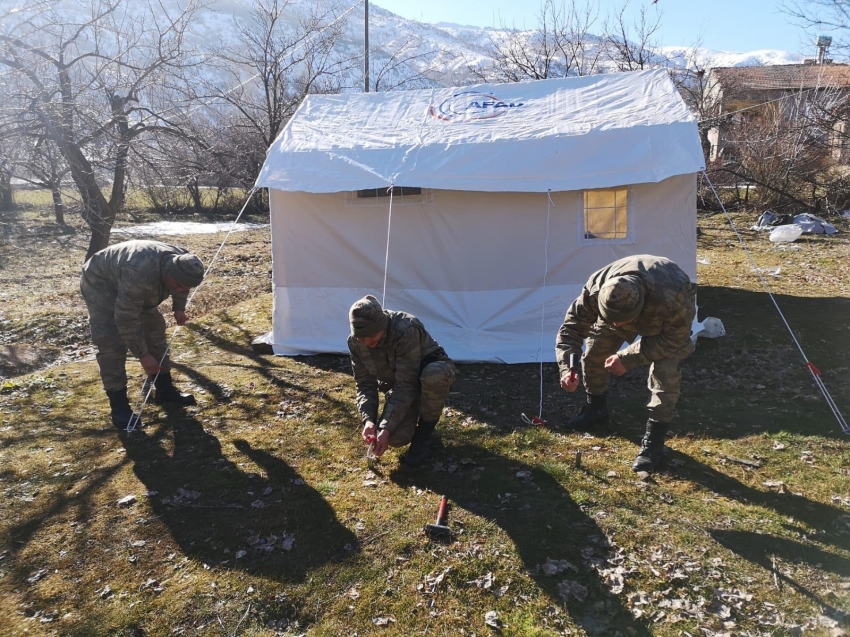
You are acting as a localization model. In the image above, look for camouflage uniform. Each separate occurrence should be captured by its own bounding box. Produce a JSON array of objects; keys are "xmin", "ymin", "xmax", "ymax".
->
[
  {"xmin": 80, "ymin": 240, "xmax": 193, "ymax": 392},
  {"xmin": 348, "ymin": 311, "xmax": 457, "ymax": 447},
  {"xmin": 555, "ymin": 255, "xmax": 696, "ymax": 422}
]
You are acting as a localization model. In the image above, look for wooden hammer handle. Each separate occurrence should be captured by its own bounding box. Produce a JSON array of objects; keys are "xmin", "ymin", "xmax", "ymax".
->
[{"xmin": 436, "ymin": 495, "xmax": 449, "ymax": 526}]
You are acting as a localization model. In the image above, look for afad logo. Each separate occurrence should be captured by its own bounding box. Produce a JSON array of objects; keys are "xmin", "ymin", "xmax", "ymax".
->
[{"xmin": 429, "ymin": 91, "xmax": 524, "ymax": 122}]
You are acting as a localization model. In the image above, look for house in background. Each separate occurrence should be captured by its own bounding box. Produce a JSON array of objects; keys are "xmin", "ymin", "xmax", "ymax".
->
[
  {"xmin": 706, "ymin": 45, "xmax": 850, "ymax": 163},
  {"xmin": 254, "ymin": 69, "xmax": 704, "ymax": 363}
]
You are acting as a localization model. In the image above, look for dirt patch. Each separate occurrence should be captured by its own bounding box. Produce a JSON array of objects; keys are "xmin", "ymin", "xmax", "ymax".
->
[{"xmin": 0, "ymin": 343, "xmax": 46, "ymax": 374}]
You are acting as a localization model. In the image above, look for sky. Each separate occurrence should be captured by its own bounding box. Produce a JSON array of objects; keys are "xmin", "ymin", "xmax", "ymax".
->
[{"xmin": 372, "ymin": 0, "xmax": 819, "ymax": 55}]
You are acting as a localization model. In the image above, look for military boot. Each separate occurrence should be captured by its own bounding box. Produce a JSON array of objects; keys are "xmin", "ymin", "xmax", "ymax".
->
[
  {"xmin": 565, "ymin": 392, "xmax": 609, "ymax": 431},
  {"xmin": 153, "ymin": 371, "xmax": 197, "ymax": 406},
  {"xmin": 106, "ymin": 389, "xmax": 143, "ymax": 429},
  {"xmin": 403, "ymin": 418, "xmax": 438, "ymax": 466},
  {"xmin": 632, "ymin": 419, "xmax": 669, "ymax": 473}
]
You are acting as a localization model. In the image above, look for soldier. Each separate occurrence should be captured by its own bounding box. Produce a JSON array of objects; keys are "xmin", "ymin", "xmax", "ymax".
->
[
  {"xmin": 348, "ymin": 296, "xmax": 457, "ymax": 466},
  {"xmin": 555, "ymin": 255, "xmax": 697, "ymax": 472},
  {"xmin": 80, "ymin": 240, "xmax": 205, "ymax": 429}
]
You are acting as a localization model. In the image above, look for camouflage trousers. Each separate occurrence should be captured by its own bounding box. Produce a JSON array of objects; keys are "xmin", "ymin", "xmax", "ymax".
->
[
  {"xmin": 81, "ymin": 281, "xmax": 169, "ymax": 393},
  {"xmin": 582, "ymin": 325, "xmax": 694, "ymax": 423},
  {"xmin": 387, "ymin": 360, "xmax": 457, "ymax": 447}
]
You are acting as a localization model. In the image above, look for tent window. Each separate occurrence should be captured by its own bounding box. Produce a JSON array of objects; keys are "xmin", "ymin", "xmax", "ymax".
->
[
  {"xmin": 583, "ymin": 188, "xmax": 628, "ymax": 240},
  {"xmin": 356, "ymin": 187, "xmax": 422, "ymax": 198}
]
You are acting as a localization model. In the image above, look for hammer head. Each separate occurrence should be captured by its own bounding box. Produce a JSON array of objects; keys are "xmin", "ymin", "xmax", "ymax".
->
[{"xmin": 424, "ymin": 522, "xmax": 451, "ymax": 540}]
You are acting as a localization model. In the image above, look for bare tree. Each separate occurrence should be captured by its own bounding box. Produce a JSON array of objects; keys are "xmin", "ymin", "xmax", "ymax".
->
[
  {"xmin": 13, "ymin": 137, "xmax": 70, "ymax": 225},
  {"xmin": 0, "ymin": 0, "xmax": 206, "ymax": 259},
  {"xmin": 668, "ymin": 47, "xmax": 745, "ymax": 160},
  {"xmin": 782, "ymin": 0, "xmax": 850, "ymax": 57},
  {"xmin": 721, "ymin": 96, "xmax": 834, "ymax": 212},
  {"xmin": 603, "ymin": 0, "xmax": 664, "ymax": 72},
  {"xmin": 367, "ymin": 33, "xmax": 446, "ymax": 92},
  {"xmin": 199, "ymin": 0, "xmax": 352, "ymax": 191},
  {"xmin": 0, "ymin": 91, "xmax": 21, "ymax": 212},
  {"xmin": 471, "ymin": 0, "xmax": 604, "ymax": 83},
  {"xmin": 129, "ymin": 116, "xmax": 236, "ymax": 217},
  {"xmin": 0, "ymin": 149, "xmax": 14, "ymax": 212},
  {"xmin": 558, "ymin": 0, "xmax": 605, "ymax": 76}
]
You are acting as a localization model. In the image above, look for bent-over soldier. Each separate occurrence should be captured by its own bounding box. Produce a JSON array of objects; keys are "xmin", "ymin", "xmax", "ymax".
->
[
  {"xmin": 555, "ymin": 255, "xmax": 696, "ymax": 472},
  {"xmin": 348, "ymin": 296, "xmax": 457, "ymax": 466},
  {"xmin": 80, "ymin": 240, "xmax": 204, "ymax": 428}
]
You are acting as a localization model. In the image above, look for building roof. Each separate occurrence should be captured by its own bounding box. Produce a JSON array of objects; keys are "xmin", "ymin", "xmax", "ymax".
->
[
  {"xmin": 711, "ymin": 64, "xmax": 850, "ymax": 90},
  {"xmin": 256, "ymin": 69, "xmax": 705, "ymax": 194}
]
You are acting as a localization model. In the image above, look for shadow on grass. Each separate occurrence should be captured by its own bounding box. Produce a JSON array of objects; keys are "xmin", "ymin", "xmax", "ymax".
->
[
  {"xmin": 678, "ymin": 285, "xmax": 850, "ymax": 440},
  {"xmin": 710, "ymin": 530, "xmax": 850, "ymax": 618},
  {"xmin": 390, "ymin": 443, "xmax": 652, "ymax": 636},
  {"xmin": 2, "ymin": 429, "xmax": 129, "ymax": 556},
  {"xmin": 120, "ymin": 410, "xmax": 359, "ymax": 584},
  {"xmin": 412, "ymin": 285, "xmax": 850, "ymax": 445},
  {"xmin": 670, "ymin": 448, "xmax": 850, "ymax": 616},
  {"xmin": 671, "ymin": 449, "xmax": 850, "ymax": 547},
  {"xmin": 177, "ymin": 318, "xmax": 355, "ymax": 425}
]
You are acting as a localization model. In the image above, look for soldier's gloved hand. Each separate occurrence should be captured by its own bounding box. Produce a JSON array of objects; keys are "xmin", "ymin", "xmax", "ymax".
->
[
  {"xmin": 362, "ymin": 421, "xmax": 377, "ymax": 444},
  {"xmin": 139, "ymin": 353, "xmax": 163, "ymax": 376},
  {"xmin": 604, "ymin": 354, "xmax": 627, "ymax": 376},
  {"xmin": 174, "ymin": 310, "xmax": 188, "ymax": 326},
  {"xmin": 373, "ymin": 428, "xmax": 391, "ymax": 457},
  {"xmin": 560, "ymin": 369, "xmax": 580, "ymax": 393}
]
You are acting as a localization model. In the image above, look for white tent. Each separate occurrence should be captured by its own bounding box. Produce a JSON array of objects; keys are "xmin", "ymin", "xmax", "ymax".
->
[{"xmin": 255, "ymin": 69, "xmax": 705, "ymax": 362}]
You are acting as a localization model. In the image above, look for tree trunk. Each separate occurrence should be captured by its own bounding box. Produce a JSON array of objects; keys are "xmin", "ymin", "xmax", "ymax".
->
[
  {"xmin": 699, "ymin": 128, "xmax": 712, "ymax": 161},
  {"xmin": 59, "ymin": 143, "xmax": 115, "ymax": 260},
  {"xmin": 52, "ymin": 187, "xmax": 65, "ymax": 225},
  {"xmin": 86, "ymin": 223, "xmax": 110, "ymax": 261},
  {"xmin": 0, "ymin": 173, "xmax": 14, "ymax": 212},
  {"xmin": 187, "ymin": 177, "xmax": 203, "ymax": 213}
]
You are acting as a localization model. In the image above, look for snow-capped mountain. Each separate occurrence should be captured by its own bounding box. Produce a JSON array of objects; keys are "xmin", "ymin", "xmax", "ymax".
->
[
  {"xmin": 197, "ymin": 0, "xmax": 804, "ymax": 89},
  {"xmin": 2, "ymin": 0, "xmax": 806, "ymax": 91},
  {"xmin": 661, "ymin": 47, "xmax": 803, "ymax": 70}
]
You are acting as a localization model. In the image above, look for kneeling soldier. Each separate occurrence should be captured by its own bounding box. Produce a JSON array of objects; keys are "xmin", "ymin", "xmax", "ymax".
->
[
  {"xmin": 555, "ymin": 255, "xmax": 697, "ymax": 472},
  {"xmin": 348, "ymin": 296, "xmax": 457, "ymax": 466}
]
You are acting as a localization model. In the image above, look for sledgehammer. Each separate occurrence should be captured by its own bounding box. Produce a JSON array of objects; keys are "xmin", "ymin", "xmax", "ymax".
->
[{"xmin": 424, "ymin": 495, "xmax": 452, "ymax": 541}]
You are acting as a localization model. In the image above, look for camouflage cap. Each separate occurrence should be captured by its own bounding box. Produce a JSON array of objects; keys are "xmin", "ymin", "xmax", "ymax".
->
[
  {"xmin": 598, "ymin": 275, "xmax": 645, "ymax": 323},
  {"xmin": 166, "ymin": 253, "xmax": 205, "ymax": 288},
  {"xmin": 349, "ymin": 295, "xmax": 388, "ymax": 338}
]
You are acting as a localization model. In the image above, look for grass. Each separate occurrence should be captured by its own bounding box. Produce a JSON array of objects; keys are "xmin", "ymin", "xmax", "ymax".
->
[
  {"xmin": 0, "ymin": 197, "xmax": 849, "ymax": 636},
  {"xmin": 8, "ymin": 185, "xmax": 251, "ymax": 214}
]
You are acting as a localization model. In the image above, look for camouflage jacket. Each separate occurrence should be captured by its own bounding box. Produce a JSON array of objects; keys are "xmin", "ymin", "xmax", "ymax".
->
[
  {"xmin": 555, "ymin": 255, "xmax": 697, "ymax": 375},
  {"xmin": 80, "ymin": 240, "xmax": 191, "ymax": 358},
  {"xmin": 348, "ymin": 311, "xmax": 449, "ymax": 433}
]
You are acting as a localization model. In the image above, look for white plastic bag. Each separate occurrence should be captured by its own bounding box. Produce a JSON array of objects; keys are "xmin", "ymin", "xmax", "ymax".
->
[
  {"xmin": 694, "ymin": 317, "xmax": 726, "ymax": 340},
  {"xmin": 768, "ymin": 224, "xmax": 803, "ymax": 243}
]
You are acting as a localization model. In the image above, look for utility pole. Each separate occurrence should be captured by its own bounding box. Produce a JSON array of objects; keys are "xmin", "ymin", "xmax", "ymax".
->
[{"xmin": 364, "ymin": 0, "xmax": 370, "ymax": 92}]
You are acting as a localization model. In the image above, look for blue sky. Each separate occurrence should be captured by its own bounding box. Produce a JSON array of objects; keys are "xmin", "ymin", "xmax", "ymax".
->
[{"xmin": 373, "ymin": 0, "xmax": 819, "ymax": 55}]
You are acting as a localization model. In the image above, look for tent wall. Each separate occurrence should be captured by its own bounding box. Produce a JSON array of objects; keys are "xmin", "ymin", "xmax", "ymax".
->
[{"xmin": 265, "ymin": 174, "xmax": 697, "ymax": 362}]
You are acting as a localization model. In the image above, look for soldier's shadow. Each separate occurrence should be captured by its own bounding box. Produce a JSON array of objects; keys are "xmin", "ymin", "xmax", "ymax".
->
[
  {"xmin": 120, "ymin": 411, "xmax": 359, "ymax": 582},
  {"xmin": 669, "ymin": 449, "xmax": 850, "ymax": 616},
  {"xmin": 390, "ymin": 443, "xmax": 652, "ymax": 636}
]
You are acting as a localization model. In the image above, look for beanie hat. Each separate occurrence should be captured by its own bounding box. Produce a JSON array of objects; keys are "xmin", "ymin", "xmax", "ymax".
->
[
  {"xmin": 598, "ymin": 275, "xmax": 645, "ymax": 323},
  {"xmin": 349, "ymin": 295, "xmax": 388, "ymax": 338},
  {"xmin": 166, "ymin": 253, "xmax": 205, "ymax": 288}
]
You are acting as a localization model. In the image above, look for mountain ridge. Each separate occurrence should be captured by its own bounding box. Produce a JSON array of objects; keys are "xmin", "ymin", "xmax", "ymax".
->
[{"xmin": 200, "ymin": 0, "xmax": 805, "ymax": 89}]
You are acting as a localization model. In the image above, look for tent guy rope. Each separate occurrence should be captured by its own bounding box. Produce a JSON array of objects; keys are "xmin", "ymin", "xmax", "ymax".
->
[
  {"xmin": 701, "ymin": 171, "xmax": 849, "ymax": 435},
  {"xmin": 521, "ymin": 190, "xmax": 554, "ymax": 427},
  {"xmin": 381, "ymin": 185, "xmax": 395, "ymax": 307},
  {"xmin": 125, "ymin": 187, "xmax": 260, "ymax": 432}
]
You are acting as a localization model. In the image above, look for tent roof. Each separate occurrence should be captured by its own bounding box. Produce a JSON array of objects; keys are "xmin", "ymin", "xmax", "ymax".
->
[{"xmin": 256, "ymin": 69, "xmax": 705, "ymax": 194}]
